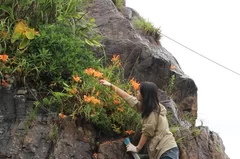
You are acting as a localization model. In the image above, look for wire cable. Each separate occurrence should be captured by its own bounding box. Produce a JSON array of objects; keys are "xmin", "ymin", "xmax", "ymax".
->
[{"xmin": 161, "ymin": 33, "xmax": 240, "ymax": 76}]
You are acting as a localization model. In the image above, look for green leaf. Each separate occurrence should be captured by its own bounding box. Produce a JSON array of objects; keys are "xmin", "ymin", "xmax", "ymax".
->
[
  {"xmin": 0, "ymin": 6, "xmax": 15, "ymax": 20},
  {"xmin": 57, "ymin": 15, "xmax": 65, "ymax": 21},
  {"xmin": 62, "ymin": 82, "xmax": 70, "ymax": 88},
  {"xmin": 42, "ymin": 98, "xmax": 50, "ymax": 105},
  {"xmin": 90, "ymin": 18, "xmax": 95, "ymax": 23},
  {"xmin": 85, "ymin": 39, "xmax": 94, "ymax": 46},
  {"xmin": 11, "ymin": 32, "xmax": 22, "ymax": 43},
  {"xmin": 176, "ymin": 137, "xmax": 185, "ymax": 143},
  {"xmin": 92, "ymin": 40, "xmax": 102, "ymax": 47},
  {"xmin": 25, "ymin": 29, "xmax": 35, "ymax": 40},
  {"xmin": 53, "ymin": 92, "xmax": 73, "ymax": 98},
  {"xmin": 19, "ymin": 38, "xmax": 30, "ymax": 49}
]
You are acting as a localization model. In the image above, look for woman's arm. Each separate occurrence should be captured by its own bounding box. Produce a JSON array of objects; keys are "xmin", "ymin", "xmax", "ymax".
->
[
  {"xmin": 136, "ymin": 134, "xmax": 148, "ymax": 152},
  {"xmin": 100, "ymin": 79, "xmax": 131, "ymax": 101}
]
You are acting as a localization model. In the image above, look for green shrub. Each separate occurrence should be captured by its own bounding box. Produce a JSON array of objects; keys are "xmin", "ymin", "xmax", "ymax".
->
[
  {"xmin": 133, "ymin": 17, "xmax": 161, "ymax": 40},
  {"xmin": 24, "ymin": 23, "xmax": 101, "ymax": 90},
  {"xmin": 0, "ymin": 0, "xmax": 91, "ymax": 27},
  {"xmin": 0, "ymin": 0, "xmax": 102, "ymax": 87},
  {"xmin": 1, "ymin": 0, "xmax": 141, "ymax": 137},
  {"xmin": 112, "ymin": 0, "xmax": 124, "ymax": 10},
  {"xmin": 166, "ymin": 74, "xmax": 176, "ymax": 96},
  {"xmin": 43, "ymin": 55, "xmax": 142, "ymax": 135},
  {"xmin": 192, "ymin": 127, "xmax": 201, "ymax": 137}
]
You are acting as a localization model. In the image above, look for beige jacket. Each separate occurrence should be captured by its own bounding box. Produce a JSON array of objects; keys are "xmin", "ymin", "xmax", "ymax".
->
[{"xmin": 126, "ymin": 95, "xmax": 177, "ymax": 159}]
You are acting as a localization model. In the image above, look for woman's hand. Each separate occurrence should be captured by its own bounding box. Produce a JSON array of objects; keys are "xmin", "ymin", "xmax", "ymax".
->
[
  {"xmin": 126, "ymin": 143, "xmax": 138, "ymax": 153},
  {"xmin": 100, "ymin": 79, "xmax": 131, "ymax": 101},
  {"xmin": 99, "ymin": 79, "xmax": 112, "ymax": 87}
]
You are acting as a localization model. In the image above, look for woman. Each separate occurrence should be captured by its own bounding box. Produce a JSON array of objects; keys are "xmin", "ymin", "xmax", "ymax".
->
[{"xmin": 100, "ymin": 79, "xmax": 179, "ymax": 159}]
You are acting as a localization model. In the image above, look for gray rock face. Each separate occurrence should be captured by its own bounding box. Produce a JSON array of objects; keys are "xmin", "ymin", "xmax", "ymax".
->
[
  {"xmin": 0, "ymin": 86, "xmax": 15, "ymax": 121},
  {"xmin": 0, "ymin": 86, "xmax": 15, "ymax": 157},
  {"xmin": 0, "ymin": 77, "xmax": 229, "ymax": 158},
  {"xmin": 53, "ymin": 120, "xmax": 94, "ymax": 159},
  {"xmin": 88, "ymin": 0, "xmax": 198, "ymax": 119},
  {"xmin": 97, "ymin": 138, "xmax": 133, "ymax": 159},
  {"xmin": 177, "ymin": 127, "xmax": 230, "ymax": 159}
]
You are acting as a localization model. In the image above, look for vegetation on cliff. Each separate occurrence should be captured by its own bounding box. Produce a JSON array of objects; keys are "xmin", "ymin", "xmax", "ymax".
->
[{"xmin": 0, "ymin": 0, "xmax": 141, "ymax": 136}]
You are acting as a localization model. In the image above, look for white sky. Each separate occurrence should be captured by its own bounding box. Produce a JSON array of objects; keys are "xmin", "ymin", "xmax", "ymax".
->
[{"xmin": 126, "ymin": 1, "xmax": 240, "ymax": 159}]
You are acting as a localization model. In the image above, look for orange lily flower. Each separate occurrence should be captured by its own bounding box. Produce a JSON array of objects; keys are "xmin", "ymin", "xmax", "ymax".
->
[
  {"xmin": 59, "ymin": 113, "xmax": 67, "ymax": 119},
  {"xmin": 72, "ymin": 75, "xmax": 81, "ymax": 82},
  {"xmin": 93, "ymin": 71, "xmax": 103, "ymax": 78},
  {"xmin": 117, "ymin": 105, "xmax": 124, "ymax": 112},
  {"xmin": 92, "ymin": 98, "xmax": 100, "ymax": 105},
  {"xmin": 85, "ymin": 68, "xmax": 95, "ymax": 76},
  {"xmin": 116, "ymin": 61, "xmax": 121, "ymax": 67},
  {"xmin": 113, "ymin": 94, "xmax": 121, "ymax": 105},
  {"xmin": 1, "ymin": 79, "xmax": 8, "ymax": 86},
  {"xmin": 0, "ymin": 53, "xmax": 8, "ymax": 61},
  {"xmin": 130, "ymin": 78, "xmax": 140, "ymax": 90},
  {"xmin": 111, "ymin": 54, "xmax": 120, "ymax": 63},
  {"xmin": 170, "ymin": 64, "xmax": 176, "ymax": 70},
  {"xmin": 84, "ymin": 95, "xmax": 100, "ymax": 105},
  {"xmin": 93, "ymin": 153, "xmax": 98, "ymax": 159},
  {"xmin": 125, "ymin": 130, "xmax": 135, "ymax": 135},
  {"xmin": 71, "ymin": 88, "xmax": 77, "ymax": 94},
  {"xmin": 114, "ymin": 99, "xmax": 121, "ymax": 105},
  {"xmin": 84, "ymin": 95, "xmax": 91, "ymax": 103}
]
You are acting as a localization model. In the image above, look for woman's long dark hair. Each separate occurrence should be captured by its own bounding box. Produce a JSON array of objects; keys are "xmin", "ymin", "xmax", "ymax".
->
[{"xmin": 140, "ymin": 81, "xmax": 160, "ymax": 118}]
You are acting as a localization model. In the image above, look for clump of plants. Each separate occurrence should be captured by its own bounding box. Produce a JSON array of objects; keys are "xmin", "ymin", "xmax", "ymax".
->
[
  {"xmin": 165, "ymin": 74, "xmax": 176, "ymax": 96},
  {"xmin": 43, "ymin": 55, "xmax": 141, "ymax": 135},
  {"xmin": 0, "ymin": 0, "xmax": 141, "ymax": 136},
  {"xmin": 48, "ymin": 124, "xmax": 59, "ymax": 144},
  {"xmin": 0, "ymin": 0, "xmax": 101, "ymax": 89},
  {"xmin": 133, "ymin": 17, "xmax": 161, "ymax": 41},
  {"xmin": 112, "ymin": 0, "xmax": 124, "ymax": 10}
]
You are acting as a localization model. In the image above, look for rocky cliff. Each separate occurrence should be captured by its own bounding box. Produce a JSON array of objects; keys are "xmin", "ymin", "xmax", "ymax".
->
[{"xmin": 0, "ymin": 0, "xmax": 229, "ymax": 159}]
